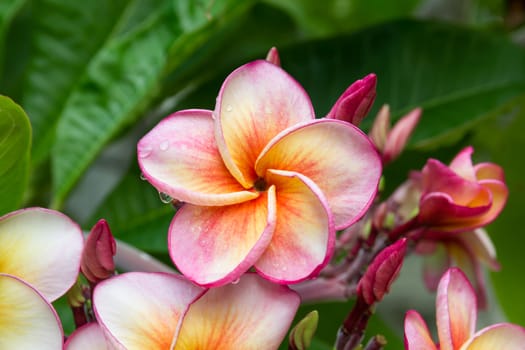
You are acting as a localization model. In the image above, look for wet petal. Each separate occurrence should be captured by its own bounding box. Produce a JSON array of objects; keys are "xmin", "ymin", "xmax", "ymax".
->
[
  {"xmin": 404, "ymin": 310, "xmax": 437, "ymax": 350},
  {"xmin": 138, "ymin": 109, "xmax": 258, "ymax": 205},
  {"xmin": 256, "ymin": 119, "xmax": 381, "ymax": 229},
  {"xmin": 174, "ymin": 273, "xmax": 300, "ymax": 350},
  {"xmin": 169, "ymin": 190, "xmax": 276, "ymax": 287},
  {"xmin": 65, "ymin": 323, "xmax": 109, "ymax": 350},
  {"xmin": 460, "ymin": 323, "xmax": 525, "ymax": 350},
  {"xmin": 215, "ymin": 60, "xmax": 315, "ymax": 188},
  {"xmin": 436, "ymin": 268, "xmax": 477, "ymax": 350},
  {"xmin": 93, "ymin": 272, "xmax": 204, "ymax": 350},
  {"xmin": 0, "ymin": 207, "xmax": 83, "ymax": 301},
  {"xmin": 0, "ymin": 274, "xmax": 63, "ymax": 349},
  {"xmin": 255, "ymin": 170, "xmax": 334, "ymax": 283}
]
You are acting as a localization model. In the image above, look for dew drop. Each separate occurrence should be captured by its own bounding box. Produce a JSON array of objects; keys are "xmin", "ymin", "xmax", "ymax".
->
[
  {"xmin": 138, "ymin": 146, "xmax": 152, "ymax": 159},
  {"xmin": 159, "ymin": 192, "xmax": 173, "ymax": 204},
  {"xmin": 231, "ymin": 278, "xmax": 240, "ymax": 285},
  {"xmin": 226, "ymin": 104, "xmax": 233, "ymax": 112},
  {"xmin": 139, "ymin": 173, "xmax": 147, "ymax": 181},
  {"xmin": 159, "ymin": 140, "xmax": 170, "ymax": 151}
]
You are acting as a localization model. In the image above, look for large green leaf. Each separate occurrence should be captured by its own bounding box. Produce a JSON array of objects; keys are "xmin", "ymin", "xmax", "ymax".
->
[
  {"xmin": 277, "ymin": 20, "xmax": 525, "ymax": 149},
  {"xmin": 263, "ymin": 0, "xmax": 421, "ymax": 37},
  {"xmin": 0, "ymin": 95, "xmax": 31, "ymax": 215},
  {"xmin": 471, "ymin": 97, "xmax": 525, "ymax": 325},
  {"xmin": 51, "ymin": 0, "xmax": 253, "ymax": 209},
  {"xmin": 0, "ymin": 0, "xmax": 26, "ymax": 68},
  {"xmin": 20, "ymin": 0, "xmax": 129, "ymax": 164}
]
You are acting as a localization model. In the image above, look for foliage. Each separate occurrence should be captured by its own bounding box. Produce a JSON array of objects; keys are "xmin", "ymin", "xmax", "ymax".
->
[{"xmin": 1, "ymin": 0, "xmax": 524, "ymax": 347}]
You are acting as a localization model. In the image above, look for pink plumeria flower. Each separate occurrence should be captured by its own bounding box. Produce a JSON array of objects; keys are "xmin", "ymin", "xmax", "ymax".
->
[
  {"xmin": 0, "ymin": 208, "xmax": 84, "ymax": 349},
  {"xmin": 138, "ymin": 60, "xmax": 381, "ymax": 286},
  {"xmin": 416, "ymin": 228, "xmax": 500, "ymax": 309},
  {"xmin": 77, "ymin": 272, "xmax": 299, "ymax": 350},
  {"xmin": 325, "ymin": 73, "xmax": 377, "ymax": 126},
  {"xmin": 418, "ymin": 146, "xmax": 508, "ymax": 232},
  {"xmin": 65, "ymin": 323, "xmax": 109, "ymax": 350},
  {"xmin": 369, "ymin": 105, "xmax": 421, "ymax": 165},
  {"xmin": 404, "ymin": 267, "xmax": 525, "ymax": 349}
]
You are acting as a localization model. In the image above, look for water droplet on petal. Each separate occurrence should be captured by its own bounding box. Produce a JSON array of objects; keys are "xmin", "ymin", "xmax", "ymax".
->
[
  {"xmin": 226, "ymin": 104, "xmax": 233, "ymax": 112},
  {"xmin": 139, "ymin": 173, "xmax": 147, "ymax": 181},
  {"xmin": 159, "ymin": 192, "xmax": 173, "ymax": 204},
  {"xmin": 231, "ymin": 278, "xmax": 240, "ymax": 285},
  {"xmin": 138, "ymin": 146, "xmax": 152, "ymax": 159},
  {"xmin": 159, "ymin": 140, "xmax": 169, "ymax": 151}
]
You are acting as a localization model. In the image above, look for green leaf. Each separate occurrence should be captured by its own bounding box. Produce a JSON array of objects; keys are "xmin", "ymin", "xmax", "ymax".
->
[
  {"xmin": 263, "ymin": 0, "xmax": 421, "ymax": 37},
  {"xmin": 0, "ymin": 0, "xmax": 26, "ymax": 67},
  {"xmin": 51, "ymin": 0, "xmax": 253, "ymax": 209},
  {"xmin": 20, "ymin": 0, "xmax": 129, "ymax": 164},
  {"xmin": 0, "ymin": 95, "xmax": 31, "ymax": 215},
  {"xmin": 86, "ymin": 166, "xmax": 173, "ymax": 254},
  {"xmin": 277, "ymin": 20, "xmax": 525, "ymax": 149},
  {"xmin": 471, "ymin": 97, "xmax": 525, "ymax": 325}
]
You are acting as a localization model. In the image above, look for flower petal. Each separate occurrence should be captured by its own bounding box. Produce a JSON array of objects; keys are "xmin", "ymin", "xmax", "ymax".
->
[
  {"xmin": 382, "ymin": 107, "xmax": 421, "ymax": 164},
  {"xmin": 93, "ymin": 272, "xmax": 204, "ymax": 350},
  {"xmin": 173, "ymin": 273, "xmax": 300, "ymax": 350},
  {"xmin": 436, "ymin": 268, "xmax": 477, "ymax": 350},
  {"xmin": 421, "ymin": 243, "xmax": 449, "ymax": 291},
  {"xmin": 215, "ymin": 60, "xmax": 315, "ymax": 188},
  {"xmin": 0, "ymin": 207, "xmax": 83, "ymax": 301},
  {"xmin": 138, "ymin": 109, "xmax": 258, "ymax": 206},
  {"xmin": 404, "ymin": 310, "xmax": 437, "ymax": 350},
  {"xmin": 65, "ymin": 323, "xmax": 109, "ymax": 350},
  {"xmin": 0, "ymin": 274, "xmax": 63, "ymax": 349},
  {"xmin": 460, "ymin": 323, "xmax": 525, "ymax": 350},
  {"xmin": 256, "ymin": 119, "xmax": 381, "ymax": 229},
  {"xmin": 449, "ymin": 146, "xmax": 476, "ymax": 181},
  {"xmin": 254, "ymin": 170, "xmax": 334, "ymax": 283},
  {"xmin": 169, "ymin": 189, "xmax": 276, "ymax": 287},
  {"xmin": 474, "ymin": 163, "xmax": 505, "ymax": 182}
]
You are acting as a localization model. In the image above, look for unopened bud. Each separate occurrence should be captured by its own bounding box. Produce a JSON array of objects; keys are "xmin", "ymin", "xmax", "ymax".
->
[
  {"xmin": 357, "ymin": 238, "xmax": 407, "ymax": 305},
  {"xmin": 288, "ymin": 310, "xmax": 319, "ymax": 350},
  {"xmin": 265, "ymin": 47, "xmax": 281, "ymax": 66},
  {"xmin": 81, "ymin": 219, "xmax": 116, "ymax": 284},
  {"xmin": 325, "ymin": 73, "xmax": 377, "ymax": 126}
]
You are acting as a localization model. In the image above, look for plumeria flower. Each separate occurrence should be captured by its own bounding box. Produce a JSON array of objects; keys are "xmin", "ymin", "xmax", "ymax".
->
[
  {"xmin": 138, "ymin": 59, "xmax": 381, "ymax": 286},
  {"xmin": 418, "ymin": 146, "xmax": 508, "ymax": 232},
  {"xmin": 68, "ymin": 272, "xmax": 299, "ymax": 350},
  {"xmin": 404, "ymin": 267, "xmax": 525, "ymax": 349},
  {"xmin": 0, "ymin": 208, "xmax": 84, "ymax": 349},
  {"xmin": 416, "ymin": 228, "xmax": 500, "ymax": 309}
]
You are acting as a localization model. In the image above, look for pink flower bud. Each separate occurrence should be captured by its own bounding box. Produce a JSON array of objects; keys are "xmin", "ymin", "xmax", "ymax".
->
[
  {"xmin": 357, "ymin": 238, "xmax": 407, "ymax": 305},
  {"xmin": 265, "ymin": 47, "xmax": 281, "ymax": 66},
  {"xmin": 81, "ymin": 219, "xmax": 116, "ymax": 284},
  {"xmin": 369, "ymin": 106, "xmax": 421, "ymax": 164},
  {"xmin": 325, "ymin": 73, "xmax": 377, "ymax": 126}
]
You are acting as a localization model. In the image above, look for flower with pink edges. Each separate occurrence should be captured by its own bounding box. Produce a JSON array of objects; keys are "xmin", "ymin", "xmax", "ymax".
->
[
  {"xmin": 404, "ymin": 267, "xmax": 525, "ymax": 349},
  {"xmin": 138, "ymin": 59, "xmax": 381, "ymax": 287}
]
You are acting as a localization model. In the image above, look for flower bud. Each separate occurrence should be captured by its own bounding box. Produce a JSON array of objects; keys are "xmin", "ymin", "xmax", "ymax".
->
[
  {"xmin": 289, "ymin": 310, "xmax": 319, "ymax": 350},
  {"xmin": 357, "ymin": 238, "xmax": 407, "ymax": 305},
  {"xmin": 81, "ymin": 219, "xmax": 116, "ymax": 284},
  {"xmin": 265, "ymin": 47, "xmax": 281, "ymax": 66},
  {"xmin": 326, "ymin": 73, "xmax": 377, "ymax": 126}
]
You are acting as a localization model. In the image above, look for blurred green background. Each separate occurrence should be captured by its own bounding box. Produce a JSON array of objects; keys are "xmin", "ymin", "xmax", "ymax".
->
[{"xmin": 1, "ymin": 0, "xmax": 525, "ymax": 348}]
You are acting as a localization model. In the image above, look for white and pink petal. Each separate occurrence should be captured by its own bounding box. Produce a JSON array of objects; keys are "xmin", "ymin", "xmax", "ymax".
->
[
  {"xmin": 169, "ymin": 190, "xmax": 276, "ymax": 287},
  {"xmin": 215, "ymin": 60, "xmax": 315, "ymax": 188},
  {"xmin": 93, "ymin": 272, "xmax": 204, "ymax": 350},
  {"xmin": 436, "ymin": 268, "xmax": 477, "ymax": 350},
  {"xmin": 65, "ymin": 322, "xmax": 110, "ymax": 350},
  {"xmin": 256, "ymin": 119, "xmax": 381, "ymax": 229},
  {"xmin": 404, "ymin": 310, "xmax": 437, "ymax": 350},
  {"xmin": 173, "ymin": 273, "xmax": 300, "ymax": 350},
  {"xmin": 0, "ymin": 207, "xmax": 83, "ymax": 301},
  {"xmin": 255, "ymin": 169, "xmax": 334, "ymax": 283},
  {"xmin": 138, "ymin": 109, "xmax": 258, "ymax": 206},
  {"xmin": 0, "ymin": 274, "xmax": 63, "ymax": 349},
  {"xmin": 460, "ymin": 323, "xmax": 525, "ymax": 350}
]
